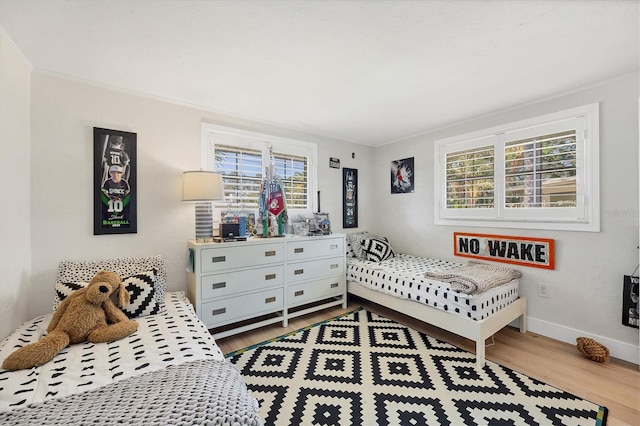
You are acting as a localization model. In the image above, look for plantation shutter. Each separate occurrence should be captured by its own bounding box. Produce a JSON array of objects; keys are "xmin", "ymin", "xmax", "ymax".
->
[
  {"xmin": 445, "ymin": 145, "xmax": 495, "ymax": 209},
  {"xmin": 504, "ymin": 130, "xmax": 577, "ymax": 208},
  {"xmin": 272, "ymin": 151, "xmax": 308, "ymax": 209},
  {"xmin": 214, "ymin": 144, "xmax": 309, "ymax": 210}
]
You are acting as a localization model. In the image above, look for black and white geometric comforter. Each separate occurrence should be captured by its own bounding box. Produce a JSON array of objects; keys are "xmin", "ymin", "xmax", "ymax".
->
[
  {"xmin": 0, "ymin": 292, "xmax": 261, "ymax": 424},
  {"xmin": 347, "ymin": 254, "xmax": 520, "ymax": 320}
]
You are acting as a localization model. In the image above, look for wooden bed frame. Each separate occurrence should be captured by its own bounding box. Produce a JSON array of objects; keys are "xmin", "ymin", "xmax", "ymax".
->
[{"xmin": 348, "ymin": 281, "xmax": 527, "ymax": 369}]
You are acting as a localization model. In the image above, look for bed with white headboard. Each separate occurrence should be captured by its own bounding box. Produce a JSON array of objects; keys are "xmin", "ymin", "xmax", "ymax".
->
[{"xmin": 345, "ymin": 232, "xmax": 527, "ymax": 368}]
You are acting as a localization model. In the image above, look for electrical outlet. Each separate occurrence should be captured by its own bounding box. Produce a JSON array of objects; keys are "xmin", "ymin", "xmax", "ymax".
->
[{"xmin": 538, "ymin": 283, "xmax": 551, "ymax": 298}]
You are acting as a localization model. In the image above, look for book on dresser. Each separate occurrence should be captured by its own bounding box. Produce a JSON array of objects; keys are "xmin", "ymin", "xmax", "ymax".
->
[{"xmin": 187, "ymin": 234, "xmax": 347, "ymax": 338}]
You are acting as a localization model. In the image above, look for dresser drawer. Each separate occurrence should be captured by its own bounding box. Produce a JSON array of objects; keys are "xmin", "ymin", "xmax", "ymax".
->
[
  {"xmin": 287, "ymin": 276, "xmax": 346, "ymax": 307},
  {"xmin": 200, "ymin": 288, "xmax": 284, "ymax": 327},
  {"xmin": 201, "ymin": 265, "xmax": 283, "ymax": 299},
  {"xmin": 200, "ymin": 243, "xmax": 283, "ymax": 273},
  {"xmin": 285, "ymin": 256, "xmax": 344, "ymax": 283},
  {"xmin": 286, "ymin": 237, "xmax": 344, "ymax": 261}
]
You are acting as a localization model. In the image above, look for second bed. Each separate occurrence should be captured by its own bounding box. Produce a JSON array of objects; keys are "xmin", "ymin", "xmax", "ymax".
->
[{"xmin": 345, "ymin": 237, "xmax": 527, "ymax": 368}]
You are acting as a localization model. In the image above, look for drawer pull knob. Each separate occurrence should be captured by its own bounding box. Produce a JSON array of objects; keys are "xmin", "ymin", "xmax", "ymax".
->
[
  {"xmin": 212, "ymin": 282, "xmax": 227, "ymax": 289},
  {"xmin": 212, "ymin": 308, "xmax": 226, "ymax": 316},
  {"xmin": 294, "ymin": 247, "xmax": 304, "ymax": 253},
  {"xmin": 265, "ymin": 296, "xmax": 276, "ymax": 303},
  {"xmin": 330, "ymin": 264, "xmax": 339, "ymax": 269},
  {"xmin": 294, "ymin": 290, "xmax": 304, "ymax": 297},
  {"xmin": 265, "ymin": 273, "xmax": 276, "ymax": 280},
  {"xmin": 265, "ymin": 250, "xmax": 276, "ymax": 257},
  {"xmin": 331, "ymin": 283, "xmax": 339, "ymax": 288},
  {"xmin": 330, "ymin": 244, "xmax": 338, "ymax": 249},
  {"xmin": 212, "ymin": 256, "xmax": 226, "ymax": 263},
  {"xmin": 294, "ymin": 269, "xmax": 304, "ymax": 275}
]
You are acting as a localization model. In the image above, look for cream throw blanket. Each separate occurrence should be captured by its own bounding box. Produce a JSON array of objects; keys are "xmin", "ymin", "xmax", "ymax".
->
[{"xmin": 424, "ymin": 260, "xmax": 521, "ymax": 294}]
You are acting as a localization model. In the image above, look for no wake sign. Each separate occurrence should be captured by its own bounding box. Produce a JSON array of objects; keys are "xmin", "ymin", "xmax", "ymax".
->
[{"xmin": 454, "ymin": 232, "xmax": 555, "ymax": 269}]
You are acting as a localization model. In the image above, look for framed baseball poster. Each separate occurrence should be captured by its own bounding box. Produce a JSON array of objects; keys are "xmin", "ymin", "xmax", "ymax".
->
[
  {"xmin": 93, "ymin": 127, "xmax": 137, "ymax": 235},
  {"xmin": 343, "ymin": 168, "xmax": 358, "ymax": 228}
]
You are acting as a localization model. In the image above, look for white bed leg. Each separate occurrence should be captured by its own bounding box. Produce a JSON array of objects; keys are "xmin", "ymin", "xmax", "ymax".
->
[
  {"xmin": 520, "ymin": 309, "xmax": 527, "ymax": 333},
  {"xmin": 476, "ymin": 339, "xmax": 486, "ymax": 369}
]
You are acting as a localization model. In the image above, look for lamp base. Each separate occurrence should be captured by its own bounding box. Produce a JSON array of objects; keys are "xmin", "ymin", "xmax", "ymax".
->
[{"xmin": 194, "ymin": 202, "xmax": 213, "ymax": 241}]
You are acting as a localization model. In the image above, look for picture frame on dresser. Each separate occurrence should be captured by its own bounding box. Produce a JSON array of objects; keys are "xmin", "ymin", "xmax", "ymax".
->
[
  {"xmin": 314, "ymin": 212, "xmax": 331, "ymax": 235},
  {"xmin": 93, "ymin": 127, "xmax": 137, "ymax": 235}
]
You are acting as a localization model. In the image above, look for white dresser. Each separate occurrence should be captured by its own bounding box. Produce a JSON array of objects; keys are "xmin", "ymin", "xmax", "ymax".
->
[{"xmin": 187, "ymin": 234, "xmax": 346, "ymax": 338}]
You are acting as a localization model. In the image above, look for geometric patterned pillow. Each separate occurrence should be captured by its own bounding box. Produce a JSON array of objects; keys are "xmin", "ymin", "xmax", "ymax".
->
[
  {"xmin": 346, "ymin": 232, "xmax": 380, "ymax": 259},
  {"xmin": 53, "ymin": 269, "xmax": 160, "ymax": 319},
  {"xmin": 362, "ymin": 237, "xmax": 396, "ymax": 262},
  {"xmin": 56, "ymin": 255, "xmax": 166, "ymax": 313}
]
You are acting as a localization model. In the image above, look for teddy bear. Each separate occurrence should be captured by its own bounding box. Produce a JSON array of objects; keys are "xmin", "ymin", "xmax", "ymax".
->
[{"xmin": 2, "ymin": 270, "xmax": 139, "ymax": 371}]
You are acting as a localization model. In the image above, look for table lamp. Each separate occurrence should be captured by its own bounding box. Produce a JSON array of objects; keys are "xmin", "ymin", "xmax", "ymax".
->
[{"xmin": 182, "ymin": 171, "xmax": 224, "ymax": 241}]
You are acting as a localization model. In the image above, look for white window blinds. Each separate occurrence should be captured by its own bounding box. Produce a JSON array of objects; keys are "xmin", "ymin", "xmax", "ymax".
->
[
  {"xmin": 202, "ymin": 124, "xmax": 317, "ymax": 214},
  {"xmin": 435, "ymin": 103, "xmax": 599, "ymax": 232}
]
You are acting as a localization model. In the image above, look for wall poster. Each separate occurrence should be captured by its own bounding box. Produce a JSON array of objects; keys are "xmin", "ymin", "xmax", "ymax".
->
[
  {"xmin": 343, "ymin": 168, "xmax": 358, "ymax": 228},
  {"xmin": 391, "ymin": 157, "xmax": 414, "ymax": 194},
  {"xmin": 94, "ymin": 127, "xmax": 137, "ymax": 235},
  {"xmin": 622, "ymin": 275, "xmax": 639, "ymax": 328}
]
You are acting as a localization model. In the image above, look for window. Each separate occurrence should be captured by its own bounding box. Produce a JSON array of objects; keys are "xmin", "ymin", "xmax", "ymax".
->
[
  {"xmin": 201, "ymin": 124, "xmax": 317, "ymax": 215},
  {"xmin": 445, "ymin": 143, "xmax": 495, "ymax": 209},
  {"xmin": 435, "ymin": 104, "xmax": 599, "ymax": 232}
]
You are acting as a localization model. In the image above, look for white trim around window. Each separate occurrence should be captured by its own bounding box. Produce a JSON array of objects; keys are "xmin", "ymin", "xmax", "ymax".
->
[
  {"xmin": 434, "ymin": 103, "xmax": 600, "ymax": 232},
  {"xmin": 201, "ymin": 123, "xmax": 318, "ymax": 216}
]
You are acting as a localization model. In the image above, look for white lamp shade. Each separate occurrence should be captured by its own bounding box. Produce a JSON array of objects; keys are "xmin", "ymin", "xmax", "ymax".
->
[{"xmin": 182, "ymin": 171, "xmax": 224, "ymax": 201}]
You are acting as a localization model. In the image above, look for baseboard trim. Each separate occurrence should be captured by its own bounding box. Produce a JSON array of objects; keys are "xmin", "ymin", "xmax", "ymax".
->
[{"xmin": 526, "ymin": 316, "xmax": 639, "ymax": 366}]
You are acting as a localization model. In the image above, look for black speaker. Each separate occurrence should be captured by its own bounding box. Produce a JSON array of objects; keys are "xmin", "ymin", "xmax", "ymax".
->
[{"xmin": 219, "ymin": 223, "xmax": 240, "ymax": 238}]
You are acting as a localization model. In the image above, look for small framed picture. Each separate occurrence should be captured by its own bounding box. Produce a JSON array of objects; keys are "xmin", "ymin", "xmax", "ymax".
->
[
  {"xmin": 292, "ymin": 221, "xmax": 308, "ymax": 237},
  {"xmin": 314, "ymin": 212, "xmax": 331, "ymax": 235},
  {"xmin": 391, "ymin": 157, "xmax": 415, "ymax": 194}
]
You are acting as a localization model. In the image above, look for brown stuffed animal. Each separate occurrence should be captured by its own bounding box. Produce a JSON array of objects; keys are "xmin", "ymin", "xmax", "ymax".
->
[{"xmin": 2, "ymin": 270, "xmax": 139, "ymax": 371}]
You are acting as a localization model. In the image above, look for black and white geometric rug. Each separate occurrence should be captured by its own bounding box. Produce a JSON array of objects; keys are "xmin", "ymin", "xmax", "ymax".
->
[{"xmin": 226, "ymin": 308, "xmax": 608, "ymax": 426}]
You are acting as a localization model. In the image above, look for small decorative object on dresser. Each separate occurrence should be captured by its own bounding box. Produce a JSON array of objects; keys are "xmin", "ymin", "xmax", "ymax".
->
[
  {"xmin": 314, "ymin": 212, "xmax": 331, "ymax": 235},
  {"xmin": 187, "ymin": 234, "xmax": 347, "ymax": 338}
]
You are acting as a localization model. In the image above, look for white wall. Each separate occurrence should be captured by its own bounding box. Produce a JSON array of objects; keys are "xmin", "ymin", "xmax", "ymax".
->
[
  {"xmin": 25, "ymin": 73, "xmax": 374, "ymax": 322},
  {"xmin": 373, "ymin": 73, "xmax": 640, "ymax": 363},
  {"xmin": 0, "ymin": 30, "xmax": 32, "ymax": 339}
]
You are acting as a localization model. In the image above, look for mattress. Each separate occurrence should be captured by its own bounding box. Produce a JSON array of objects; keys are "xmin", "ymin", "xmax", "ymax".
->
[
  {"xmin": 347, "ymin": 254, "xmax": 520, "ymax": 320},
  {"xmin": 0, "ymin": 291, "xmax": 225, "ymax": 412}
]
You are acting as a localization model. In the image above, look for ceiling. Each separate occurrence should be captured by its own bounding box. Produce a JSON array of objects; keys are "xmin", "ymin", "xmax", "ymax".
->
[{"xmin": 1, "ymin": 0, "xmax": 638, "ymax": 146}]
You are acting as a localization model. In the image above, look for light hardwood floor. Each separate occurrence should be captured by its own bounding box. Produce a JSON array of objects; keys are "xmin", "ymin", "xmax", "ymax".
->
[{"xmin": 216, "ymin": 297, "xmax": 640, "ymax": 426}]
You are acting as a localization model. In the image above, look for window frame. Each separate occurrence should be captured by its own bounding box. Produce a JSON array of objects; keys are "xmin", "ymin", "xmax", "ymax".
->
[
  {"xmin": 201, "ymin": 123, "xmax": 318, "ymax": 216},
  {"xmin": 434, "ymin": 103, "xmax": 600, "ymax": 232}
]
